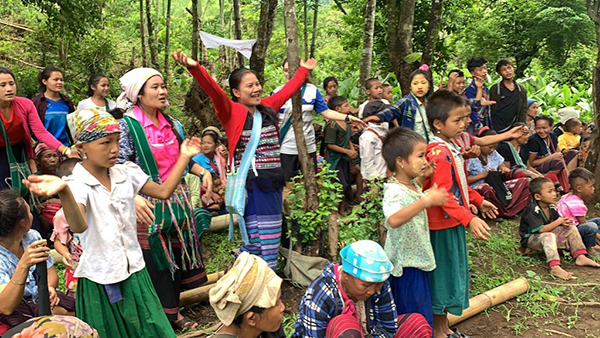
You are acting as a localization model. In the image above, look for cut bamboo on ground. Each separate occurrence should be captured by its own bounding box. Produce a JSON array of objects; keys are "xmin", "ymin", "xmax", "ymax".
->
[
  {"xmin": 179, "ymin": 271, "xmax": 225, "ymax": 306},
  {"xmin": 207, "ymin": 214, "xmax": 238, "ymax": 232},
  {"xmin": 448, "ymin": 278, "xmax": 530, "ymax": 326}
]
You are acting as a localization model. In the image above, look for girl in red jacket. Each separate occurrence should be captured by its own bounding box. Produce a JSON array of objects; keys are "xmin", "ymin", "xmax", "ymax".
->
[{"xmin": 423, "ymin": 90, "xmax": 498, "ymax": 338}]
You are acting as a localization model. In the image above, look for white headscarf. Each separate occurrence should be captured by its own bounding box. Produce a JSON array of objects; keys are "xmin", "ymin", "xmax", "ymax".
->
[
  {"xmin": 118, "ymin": 67, "xmax": 164, "ymax": 104},
  {"xmin": 209, "ymin": 252, "xmax": 282, "ymax": 326}
]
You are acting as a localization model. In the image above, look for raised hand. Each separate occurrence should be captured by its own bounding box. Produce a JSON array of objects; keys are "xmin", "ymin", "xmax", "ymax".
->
[
  {"xmin": 180, "ymin": 137, "xmax": 202, "ymax": 158},
  {"xmin": 423, "ymin": 183, "xmax": 448, "ymax": 207},
  {"xmin": 23, "ymin": 175, "xmax": 67, "ymax": 198},
  {"xmin": 19, "ymin": 239, "xmax": 50, "ymax": 269},
  {"xmin": 300, "ymin": 58, "xmax": 317, "ymax": 70},
  {"xmin": 171, "ymin": 49, "xmax": 199, "ymax": 68},
  {"xmin": 479, "ymin": 200, "xmax": 499, "ymax": 219},
  {"xmin": 506, "ymin": 125, "xmax": 525, "ymax": 139},
  {"xmin": 463, "ymin": 145, "xmax": 481, "ymax": 159}
]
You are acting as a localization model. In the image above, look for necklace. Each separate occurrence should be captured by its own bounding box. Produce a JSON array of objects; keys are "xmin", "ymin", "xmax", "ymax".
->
[{"xmin": 392, "ymin": 176, "xmax": 413, "ymax": 187}]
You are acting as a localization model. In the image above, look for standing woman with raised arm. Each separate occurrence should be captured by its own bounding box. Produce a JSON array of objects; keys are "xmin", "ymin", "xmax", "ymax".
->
[
  {"xmin": 171, "ymin": 50, "xmax": 315, "ymax": 270},
  {"xmin": 116, "ymin": 67, "xmax": 213, "ymax": 332},
  {"xmin": 31, "ymin": 66, "xmax": 75, "ymax": 147}
]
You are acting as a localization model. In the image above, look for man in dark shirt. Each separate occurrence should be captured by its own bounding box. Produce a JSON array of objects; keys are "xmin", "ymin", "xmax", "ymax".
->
[{"xmin": 490, "ymin": 59, "xmax": 527, "ymax": 133}]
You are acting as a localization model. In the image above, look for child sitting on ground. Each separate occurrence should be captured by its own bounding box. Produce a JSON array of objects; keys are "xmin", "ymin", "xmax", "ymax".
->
[
  {"xmin": 358, "ymin": 78, "xmax": 389, "ymax": 118},
  {"xmin": 557, "ymin": 168, "xmax": 600, "ymax": 256},
  {"xmin": 558, "ymin": 118, "xmax": 582, "ymax": 152},
  {"xmin": 424, "ymin": 90, "xmax": 498, "ymax": 338},
  {"xmin": 382, "ymin": 126, "xmax": 447, "ymax": 330},
  {"xmin": 519, "ymin": 177, "xmax": 600, "ymax": 280},
  {"xmin": 326, "ymin": 96, "xmax": 359, "ymax": 214}
]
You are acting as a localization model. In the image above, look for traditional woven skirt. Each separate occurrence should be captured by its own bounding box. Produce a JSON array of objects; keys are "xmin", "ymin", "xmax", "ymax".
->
[
  {"xmin": 473, "ymin": 177, "xmax": 530, "ymax": 218},
  {"xmin": 390, "ymin": 268, "xmax": 434, "ymax": 329},
  {"xmin": 429, "ymin": 226, "xmax": 470, "ymax": 316},
  {"xmin": 75, "ymin": 268, "xmax": 176, "ymax": 338}
]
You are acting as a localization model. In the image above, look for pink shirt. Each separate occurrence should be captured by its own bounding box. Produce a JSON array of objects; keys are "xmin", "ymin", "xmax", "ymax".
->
[
  {"xmin": 133, "ymin": 106, "xmax": 180, "ymax": 181},
  {"xmin": 557, "ymin": 193, "xmax": 588, "ymax": 225}
]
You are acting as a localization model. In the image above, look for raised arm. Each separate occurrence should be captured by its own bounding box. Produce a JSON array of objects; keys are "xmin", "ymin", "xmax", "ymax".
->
[
  {"xmin": 172, "ymin": 50, "xmax": 234, "ymax": 124},
  {"xmin": 262, "ymin": 60, "xmax": 315, "ymax": 111}
]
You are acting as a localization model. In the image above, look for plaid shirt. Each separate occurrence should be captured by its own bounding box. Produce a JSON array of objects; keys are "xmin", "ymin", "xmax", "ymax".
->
[
  {"xmin": 292, "ymin": 264, "xmax": 398, "ymax": 338},
  {"xmin": 375, "ymin": 94, "xmax": 431, "ymax": 143},
  {"xmin": 464, "ymin": 80, "xmax": 492, "ymax": 130}
]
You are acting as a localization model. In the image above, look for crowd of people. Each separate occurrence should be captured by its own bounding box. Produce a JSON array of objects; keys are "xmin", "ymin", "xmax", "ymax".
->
[{"xmin": 0, "ymin": 51, "xmax": 597, "ymax": 338}]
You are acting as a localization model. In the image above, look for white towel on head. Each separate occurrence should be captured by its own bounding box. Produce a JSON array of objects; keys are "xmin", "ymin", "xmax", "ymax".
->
[{"xmin": 117, "ymin": 67, "xmax": 163, "ymax": 104}]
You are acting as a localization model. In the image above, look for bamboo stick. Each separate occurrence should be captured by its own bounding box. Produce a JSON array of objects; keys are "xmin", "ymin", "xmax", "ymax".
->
[
  {"xmin": 207, "ymin": 214, "xmax": 237, "ymax": 232},
  {"xmin": 178, "ymin": 271, "xmax": 225, "ymax": 307},
  {"xmin": 448, "ymin": 278, "xmax": 529, "ymax": 326}
]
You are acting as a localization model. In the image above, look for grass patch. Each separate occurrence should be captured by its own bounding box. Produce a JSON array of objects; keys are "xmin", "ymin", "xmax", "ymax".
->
[{"xmin": 202, "ymin": 231, "xmax": 241, "ymax": 274}]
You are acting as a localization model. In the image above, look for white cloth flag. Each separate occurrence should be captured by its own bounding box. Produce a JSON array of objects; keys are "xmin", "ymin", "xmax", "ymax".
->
[{"xmin": 200, "ymin": 31, "xmax": 257, "ymax": 59}]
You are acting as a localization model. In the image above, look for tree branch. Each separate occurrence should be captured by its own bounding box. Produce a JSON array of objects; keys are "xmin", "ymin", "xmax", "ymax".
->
[{"xmin": 332, "ymin": 0, "xmax": 347, "ymax": 14}]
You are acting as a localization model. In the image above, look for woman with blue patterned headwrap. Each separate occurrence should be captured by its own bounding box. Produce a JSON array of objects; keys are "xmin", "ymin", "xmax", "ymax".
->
[{"xmin": 292, "ymin": 240, "xmax": 432, "ymax": 338}]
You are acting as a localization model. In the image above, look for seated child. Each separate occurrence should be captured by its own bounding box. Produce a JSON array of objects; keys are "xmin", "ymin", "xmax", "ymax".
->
[
  {"xmin": 382, "ymin": 127, "xmax": 447, "ymax": 329},
  {"xmin": 558, "ymin": 118, "xmax": 582, "ymax": 151},
  {"xmin": 467, "ymin": 128, "xmax": 530, "ymax": 218},
  {"xmin": 519, "ymin": 177, "xmax": 600, "ymax": 280},
  {"xmin": 557, "ymin": 168, "xmax": 600, "ymax": 256}
]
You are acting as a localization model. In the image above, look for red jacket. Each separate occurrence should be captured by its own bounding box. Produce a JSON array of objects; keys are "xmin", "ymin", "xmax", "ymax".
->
[
  {"xmin": 423, "ymin": 141, "xmax": 484, "ymax": 230},
  {"xmin": 187, "ymin": 64, "xmax": 309, "ymax": 165}
]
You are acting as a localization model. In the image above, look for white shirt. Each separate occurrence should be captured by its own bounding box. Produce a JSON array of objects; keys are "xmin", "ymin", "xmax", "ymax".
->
[
  {"xmin": 76, "ymin": 97, "xmax": 116, "ymax": 111},
  {"xmin": 359, "ymin": 123, "xmax": 388, "ymax": 180},
  {"xmin": 65, "ymin": 162, "xmax": 149, "ymax": 284},
  {"xmin": 273, "ymin": 83, "xmax": 328, "ymax": 155}
]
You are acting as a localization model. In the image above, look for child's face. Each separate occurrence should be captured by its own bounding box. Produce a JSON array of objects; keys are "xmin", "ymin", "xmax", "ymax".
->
[
  {"xmin": 201, "ymin": 135, "xmax": 217, "ymax": 154},
  {"xmin": 37, "ymin": 150, "xmax": 60, "ymax": 174},
  {"xmin": 398, "ymin": 141, "xmax": 428, "ymax": 178},
  {"xmin": 78, "ymin": 133, "xmax": 120, "ymax": 168},
  {"xmin": 480, "ymin": 143, "xmax": 497, "ymax": 157},
  {"xmin": 570, "ymin": 122, "xmax": 583, "ymax": 135},
  {"xmin": 534, "ymin": 119, "xmax": 551, "ymax": 139},
  {"xmin": 497, "ymin": 64, "xmax": 514, "ymax": 81},
  {"xmin": 382, "ymin": 86, "xmax": 393, "ymax": 102},
  {"xmin": 325, "ymin": 81, "xmax": 338, "ymax": 96},
  {"xmin": 535, "ymin": 182, "xmax": 557, "ymax": 204},
  {"xmin": 462, "ymin": 109, "xmax": 472, "ymax": 127},
  {"xmin": 453, "ymin": 77, "xmax": 466, "ymax": 93},
  {"xmin": 92, "ymin": 77, "xmax": 110, "ymax": 98},
  {"xmin": 435, "ymin": 106, "xmax": 468, "ymax": 140},
  {"xmin": 366, "ymin": 81, "xmax": 383, "ymax": 100},
  {"xmin": 335, "ymin": 101, "xmax": 351, "ymax": 114},
  {"xmin": 576, "ymin": 179, "xmax": 595, "ymax": 198},
  {"xmin": 582, "ymin": 139, "xmax": 591, "ymax": 152},
  {"xmin": 470, "ymin": 64, "xmax": 487, "ymax": 79},
  {"xmin": 410, "ymin": 74, "xmax": 429, "ymax": 98}
]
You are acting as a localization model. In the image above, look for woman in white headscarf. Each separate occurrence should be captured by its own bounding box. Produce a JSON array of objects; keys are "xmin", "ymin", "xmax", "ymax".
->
[
  {"xmin": 209, "ymin": 252, "xmax": 285, "ymax": 338},
  {"xmin": 116, "ymin": 67, "xmax": 213, "ymax": 332}
]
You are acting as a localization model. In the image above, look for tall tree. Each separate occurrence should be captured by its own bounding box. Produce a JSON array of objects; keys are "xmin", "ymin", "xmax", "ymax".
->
[
  {"xmin": 162, "ymin": 0, "xmax": 172, "ymax": 78},
  {"xmin": 358, "ymin": 0, "xmax": 377, "ymax": 102},
  {"xmin": 387, "ymin": 0, "xmax": 417, "ymax": 95},
  {"xmin": 282, "ymin": 0, "xmax": 318, "ymax": 213},
  {"xmin": 303, "ymin": 0, "xmax": 309, "ymax": 59},
  {"xmin": 309, "ymin": 0, "xmax": 318, "ymax": 58},
  {"xmin": 585, "ymin": 0, "xmax": 600, "ymax": 182},
  {"xmin": 233, "ymin": 0, "xmax": 243, "ymax": 67},
  {"xmin": 145, "ymin": 0, "xmax": 158, "ymax": 68},
  {"xmin": 140, "ymin": 0, "xmax": 148, "ymax": 67},
  {"xmin": 191, "ymin": 0, "xmax": 199, "ymax": 60},
  {"xmin": 249, "ymin": 0, "xmax": 278, "ymax": 84},
  {"xmin": 421, "ymin": 0, "xmax": 444, "ymax": 67}
]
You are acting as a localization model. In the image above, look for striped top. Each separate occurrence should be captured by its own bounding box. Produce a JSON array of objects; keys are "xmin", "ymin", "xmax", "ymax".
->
[{"xmin": 234, "ymin": 124, "xmax": 281, "ymax": 170}]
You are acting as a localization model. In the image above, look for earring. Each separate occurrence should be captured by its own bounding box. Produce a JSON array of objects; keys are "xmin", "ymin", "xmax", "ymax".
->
[
  {"xmin": 79, "ymin": 150, "xmax": 87, "ymax": 160},
  {"xmin": 401, "ymin": 165, "xmax": 404, "ymax": 169}
]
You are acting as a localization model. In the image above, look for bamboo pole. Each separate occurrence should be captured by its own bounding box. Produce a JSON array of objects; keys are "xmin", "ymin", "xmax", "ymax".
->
[
  {"xmin": 448, "ymin": 278, "xmax": 529, "ymax": 326},
  {"xmin": 207, "ymin": 214, "xmax": 238, "ymax": 232},
  {"xmin": 179, "ymin": 271, "xmax": 225, "ymax": 306}
]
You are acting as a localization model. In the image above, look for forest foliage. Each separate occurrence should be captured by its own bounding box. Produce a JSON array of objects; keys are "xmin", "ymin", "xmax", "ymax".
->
[{"xmin": 0, "ymin": 0, "xmax": 596, "ymax": 126}]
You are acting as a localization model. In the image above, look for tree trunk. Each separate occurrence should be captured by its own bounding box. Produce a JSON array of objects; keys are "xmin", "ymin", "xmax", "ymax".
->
[
  {"xmin": 146, "ymin": 0, "xmax": 158, "ymax": 68},
  {"xmin": 140, "ymin": 0, "xmax": 148, "ymax": 67},
  {"xmin": 358, "ymin": 0, "xmax": 376, "ymax": 103},
  {"xmin": 282, "ymin": 0, "xmax": 319, "ymax": 214},
  {"xmin": 303, "ymin": 0, "xmax": 309, "ymax": 59},
  {"xmin": 421, "ymin": 0, "xmax": 444, "ymax": 67},
  {"xmin": 310, "ymin": 0, "xmax": 318, "ymax": 58},
  {"xmin": 249, "ymin": 0, "xmax": 278, "ymax": 84},
  {"xmin": 191, "ymin": 0, "xmax": 199, "ymax": 60},
  {"xmin": 387, "ymin": 0, "xmax": 417, "ymax": 96},
  {"xmin": 233, "ymin": 0, "xmax": 244, "ymax": 68},
  {"xmin": 585, "ymin": 24, "xmax": 600, "ymax": 190},
  {"xmin": 163, "ymin": 0, "xmax": 172, "ymax": 79}
]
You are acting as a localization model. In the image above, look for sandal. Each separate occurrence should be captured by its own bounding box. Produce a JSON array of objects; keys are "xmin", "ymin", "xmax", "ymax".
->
[
  {"xmin": 173, "ymin": 316, "xmax": 199, "ymax": 333},
  {"xmin": 450, "ymin": 328, "xmax": 470, "ymax": 338}
]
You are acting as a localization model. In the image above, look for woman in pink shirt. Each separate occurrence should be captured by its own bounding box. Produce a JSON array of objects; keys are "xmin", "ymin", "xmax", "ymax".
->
[{"xmin": 116, "ymin": 67, "xmax": 213, "ymax": 332}]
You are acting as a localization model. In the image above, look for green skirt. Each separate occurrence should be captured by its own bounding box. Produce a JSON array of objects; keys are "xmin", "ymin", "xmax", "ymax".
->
[
  {"xmin": 429, "ymin": 225, "xmax": 470, "ymax": 316},
  {"xmin": 76, "ymin": 268, "xmax": 176, "ymax": 338}
]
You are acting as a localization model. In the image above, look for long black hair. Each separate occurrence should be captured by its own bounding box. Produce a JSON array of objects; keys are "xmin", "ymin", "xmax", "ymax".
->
[
  {"xmin": 37, "ymin": 66, "xmax": 64, "ymax": 92},
  {"xmin": 228, "ymin": 68, "xmax": 278, "ymax": 125},
  {"xmin": 0, "ymin": 190, "xmax": 29, "ymax": 238},
  {"xmin": 86, "ymin": 73, "xmax": 108, "ymax": 97},
  {"xmin": 0, "ymin": 67, "xmax": 16, "ymax": 82}
]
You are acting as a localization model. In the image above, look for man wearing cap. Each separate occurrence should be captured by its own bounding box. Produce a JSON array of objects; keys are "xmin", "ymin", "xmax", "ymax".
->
[{"xmin": 292, "ymin": 240, "xmax": 431, "ymax": 338}]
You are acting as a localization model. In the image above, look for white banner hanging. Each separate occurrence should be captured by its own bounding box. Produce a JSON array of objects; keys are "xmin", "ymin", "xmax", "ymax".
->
[{"xmin": 199, "ymin": 31, "xmax": 257, "ymax": 59}]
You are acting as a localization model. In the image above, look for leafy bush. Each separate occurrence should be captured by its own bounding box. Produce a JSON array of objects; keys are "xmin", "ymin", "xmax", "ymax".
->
[{"xmin": 338, "ymin": 178, "xmax": 384, "ymax": 248}]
